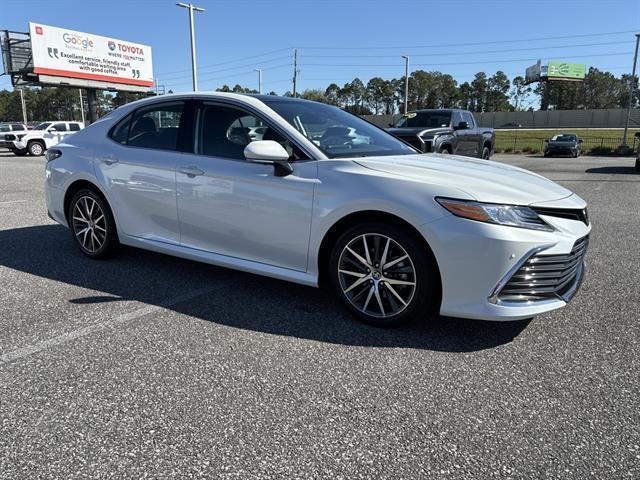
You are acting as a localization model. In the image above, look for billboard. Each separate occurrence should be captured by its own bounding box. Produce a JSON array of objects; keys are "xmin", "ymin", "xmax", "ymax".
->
[
  {"xmin": 525, "ymin": 60, "xmax": 586, "ymax": 84},
  {"xmin": 546, "ymin": 61, "xmax": 586, "ymax": 80},
  {"xmin": 28, "ymin": 22, "xmax": 153, "ymax": 89}
]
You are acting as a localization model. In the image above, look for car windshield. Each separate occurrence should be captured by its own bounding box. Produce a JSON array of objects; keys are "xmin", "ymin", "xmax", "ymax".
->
[
  {"xmin": 33, "ymin": 122, "xmax": 52, "ymax": 130},
  {"xmin": 261, "ymin": 98, "xmax": 417, "ymax": 158},
  {"xmin": 0, "ymin": 125, "xmax": 10, "ymax": 132},
  {"xmin": 551, "ymin": 134, "xmax": 577, "ymax": 142},
  {"xmin": 395, "ymin": 111, "xmax": 452, "ymax": 128}
]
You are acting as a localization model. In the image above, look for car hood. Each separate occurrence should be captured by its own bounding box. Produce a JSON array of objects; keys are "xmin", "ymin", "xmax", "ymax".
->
[
  {"xmin": 387, "ymin": 127, "xmax": 451, "ymax": 137},
  {"xmin": 354, "ymin": 153, "xmax": 574, "ymax": 206}
]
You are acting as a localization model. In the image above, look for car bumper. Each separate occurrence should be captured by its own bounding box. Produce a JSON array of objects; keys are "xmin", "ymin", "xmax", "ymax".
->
[
  {"xmin": 546, "ymin": 147, "xmax": 578, "ymax": 155},
  {"xmin": 418, "ymin": 202, "xmax": 591, "ymax": 321}
]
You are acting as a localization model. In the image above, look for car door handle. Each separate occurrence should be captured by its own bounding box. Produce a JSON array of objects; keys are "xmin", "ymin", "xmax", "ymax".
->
[
  {"xmin": 101, "ymin": 154, "xmax": 118, "ymax": 165},
  {"xmin": 178, "ymin": 165, "xmax": 204, "ymax": 177}
]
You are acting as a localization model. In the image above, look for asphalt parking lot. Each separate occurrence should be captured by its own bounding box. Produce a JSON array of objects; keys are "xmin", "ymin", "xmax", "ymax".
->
[{"xmin": 1, "ymin": 151, "xmax": 639, "ymax": 479}]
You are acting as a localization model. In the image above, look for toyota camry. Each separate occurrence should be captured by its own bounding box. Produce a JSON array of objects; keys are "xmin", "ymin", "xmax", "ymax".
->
[{"xmin": 44, "ymin": 93, "xmax": 590, "ymax": 326}]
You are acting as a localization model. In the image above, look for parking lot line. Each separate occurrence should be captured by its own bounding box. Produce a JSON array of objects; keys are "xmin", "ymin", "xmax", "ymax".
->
[{"xmin": 0, "ymin": 282, "xmax": 234, "ymax": 365}]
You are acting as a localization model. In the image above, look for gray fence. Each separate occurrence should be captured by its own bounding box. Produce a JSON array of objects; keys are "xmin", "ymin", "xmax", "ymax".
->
[{"xmin": 364, "ymin": 108, "xmax": 640, "ymax": 129}]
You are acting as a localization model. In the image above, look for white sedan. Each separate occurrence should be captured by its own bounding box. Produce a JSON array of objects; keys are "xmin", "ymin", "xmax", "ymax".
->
[{"xmin": 44, "ymin": 93, "xmax": 590, "ymax": 326}]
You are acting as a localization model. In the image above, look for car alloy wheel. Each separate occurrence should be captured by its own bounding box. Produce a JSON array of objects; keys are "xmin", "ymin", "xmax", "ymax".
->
[
  {"xmin": 337, "ymin": 233, "xmax": 417, "ymax": 319},
  {"xmin": 29, "ymin": 142, "xmax": 44, "ymax": 156},
  {"xmin": 72, "ymin": 195, "xmax": 108, "ymax": 254}
]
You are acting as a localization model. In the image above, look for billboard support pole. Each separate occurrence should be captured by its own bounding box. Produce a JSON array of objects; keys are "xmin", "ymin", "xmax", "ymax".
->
[
  {"xmin": 86, "ymin": 89, "xmax": 98, "ymax": 125},
  {"xmin": 622, "ymin": 33, "xmax": 640, "ymax": 147}
]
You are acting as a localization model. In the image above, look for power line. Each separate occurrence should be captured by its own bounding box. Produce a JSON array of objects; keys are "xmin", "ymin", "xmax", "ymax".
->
[
  {"xmin": 160, "ymin": 56, "xmax": 291, "ymax": 80},
  {"xmin": 301, "ymin": 51, "xmax": 633, "ymax": 68},
  {"xmin": 297, "ymin": 29, "xmax": 639, "ymax": 50},
  {"xmin": 303, "ymin": 41, "xmax": 634, "ymax": 58},
  {"xmin": 156, "ymin": 47, "xmax": 292, "ymax": 76}
]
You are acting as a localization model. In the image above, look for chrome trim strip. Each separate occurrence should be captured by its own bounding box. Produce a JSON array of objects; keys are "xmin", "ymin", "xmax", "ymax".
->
[{"xmin": 488, "ymin": 243, "xmax": 555, "ymax": 305}]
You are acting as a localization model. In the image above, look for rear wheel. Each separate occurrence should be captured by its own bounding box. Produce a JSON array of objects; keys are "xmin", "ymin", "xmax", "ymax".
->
[
  {"xmin": 439, "ymin": 146, "xmax": 451, "ymax": 154},
  {"xmin": 329, "ymin": 223, "xmax": 437, "ymax": 327},
  {"xmin": 635, "ymin": 158, "xmax": 640, "ymax": 172},
  {"xmin": 27, "ymin": 141, "xmax": 45, "ymax": 157},
  {"xmin": 68, "ymin": 189, "xmax": 118, "ymax": 259},
  {"xmin": 481, "ymin": 146, "xmax": 491, "ymax": 159}
]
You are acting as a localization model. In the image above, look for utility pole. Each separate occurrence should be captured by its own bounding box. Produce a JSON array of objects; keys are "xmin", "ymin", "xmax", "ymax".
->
[
  {"xmin": 155, "ymin": 77, "xmax": 160, "ymax": 96},
  {"xmin": 622, "ymin": 33, "xmax": 640, "ymax": 148},
  {"xmin": 79, "ymin": 89, "xmax": 85, "ymax": 125},
  {"xmin": 254, "ymin": 68, "xmax": 262, "ymax": 94},
  {"xmin": 292, "ymin": 48, "xmax": 298, "ymax": 97},
  {"xmin": 402, "ymin": 55, "xmax": 410, "ymax": 114},
  {"xmin": 18, "ymin": 88, "xmax": 27, "ymax": 124},
  {"xmin": 176, "ymin": 2, "xmax": 205, "ymax": 91}
]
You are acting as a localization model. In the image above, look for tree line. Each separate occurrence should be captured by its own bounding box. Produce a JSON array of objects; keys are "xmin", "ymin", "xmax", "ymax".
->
[
  {"xmin": 1, "ymin": 67, "xmax": 637, "ymax": 122},
  {"xmin": 219, "ymin": 68, "xmax": 639, "ymax": 116}
]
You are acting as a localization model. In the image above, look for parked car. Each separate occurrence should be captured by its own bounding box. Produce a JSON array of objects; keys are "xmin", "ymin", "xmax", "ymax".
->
[
  {"xmin": 44, "ymin": 93, "xmax": 590, "ymax": 327},
  {"xmin": 386, "ymin": 109, "xmax": 495, "ymax": 159},
  {"xmin": 8, "ymin": 121, "xmax": 84, "ymax": 156},
  {"xmin": 497, "ymin": 122, "xmax": 522, "ymax": 129},
  {"xmin": 544, "ymin": 133, "xmax": 582, "ymax": 158},
  {"xmin": 0, "ymin": 122, "xmax": 29, "ymax": 150}
]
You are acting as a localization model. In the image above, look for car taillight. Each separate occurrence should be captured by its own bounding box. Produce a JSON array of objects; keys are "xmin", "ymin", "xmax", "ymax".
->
[{"xmin": 45, "ymin": 149, "xmax": 62, "ymax": 162}]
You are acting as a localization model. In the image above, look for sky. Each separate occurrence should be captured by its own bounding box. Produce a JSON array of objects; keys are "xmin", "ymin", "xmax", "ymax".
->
[{"xmin": 1, "ymin": 0, "xmax": 639, "ymax": 96}]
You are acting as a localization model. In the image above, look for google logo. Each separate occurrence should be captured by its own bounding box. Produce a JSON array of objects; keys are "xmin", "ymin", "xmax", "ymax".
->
[{"xmin": 62, "ymin": 32, "xmax": 94, "ymax": 49}]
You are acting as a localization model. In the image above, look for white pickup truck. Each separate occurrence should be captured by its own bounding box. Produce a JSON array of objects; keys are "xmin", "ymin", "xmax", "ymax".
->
[{"xmin": 7, "ymin": 121, "xmax": 84, "ymax": 156}]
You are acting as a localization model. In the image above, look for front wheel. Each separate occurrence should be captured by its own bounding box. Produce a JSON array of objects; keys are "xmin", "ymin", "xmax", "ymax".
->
[
  {"xmin": 27, "ymin": 141, "xmax": 45, "ymax": 157},
  {"xmin": 329, "ymin": 223, "xmax": 438, "ymax": 327},
  {"xmin": 68, "ymin": 189, "xmax": 118, "ymax": 259}
]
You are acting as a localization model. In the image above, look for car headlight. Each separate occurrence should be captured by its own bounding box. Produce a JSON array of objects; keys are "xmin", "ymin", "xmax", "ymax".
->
[{"xmin": 435, "ymin": 197, "xmax": 554, "ymax": 232}]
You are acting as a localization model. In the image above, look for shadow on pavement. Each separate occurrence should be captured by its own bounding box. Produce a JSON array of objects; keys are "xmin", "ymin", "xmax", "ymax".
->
[
  {"xmin": 0, "ymin": 224, "xmax": 530, "ymax": 353},
  {"xmin": 585, "ymin": 166, "xmax": 638, "ymax": 175}
]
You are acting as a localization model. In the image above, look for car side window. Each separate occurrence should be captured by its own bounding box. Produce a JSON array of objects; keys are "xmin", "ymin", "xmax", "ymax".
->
[
  {"xmin": 69, "ymin": 123, "xmax": 81, "ymax": 131},
  {"xmin": 52, "ymin": 123, "xmax": 67, "ymax": 132},
  {"xmin": 127, "ymin": 102, "xmax": 184, "ymax": 151},
  {"xmin": 198, "ymin": 104, "xmax": 307, "ymax": 161},
  {"xmin": 11, "ymin": 124, "xmax": 23, "ymax": 131},
  {"xmin": 462, "ymin": 112, "xmax": 475, "ymax": 128},
  {"xmin": 451, "ymin": 112, "xmax": 463, "ymax": 127}
]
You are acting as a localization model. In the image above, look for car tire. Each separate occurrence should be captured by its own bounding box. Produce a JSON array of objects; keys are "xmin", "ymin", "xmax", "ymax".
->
[
  {"xmin": 439, "ymin": 146, "xmax": 450, "ymax": 154},
  {"xmin": 481, "ymin": 146, "xmax": 491, "ymax": 159},
  {"xmin": 329, "ymin": 223, "xmax": 438, "ymax": 327},
  {"xmin": 27, "ymin": 141, "xmax": 45, "ymax": 157},
  {"xmin": 544, "ymin": 152, "xmax": 551, "ymax": 158},
  {"xmin": 635, "ymin": 158, "xmax": 640, "ymax": 172},
  {"xmin": 11, "ymin": 148, "xmax": 28, "ymax": 156},
  {"xmin": 68, "ymin": 189, "xmax": 118, "ymax": 259}
]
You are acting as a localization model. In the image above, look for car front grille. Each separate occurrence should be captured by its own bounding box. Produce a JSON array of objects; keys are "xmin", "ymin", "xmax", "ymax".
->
[
  {"xmin": 496, "ymin": 236, "xmax": 589, "ymax": 303},
  {"xmin": 531, "ymin": 206, "xmax": 589, "ymax": 226}
]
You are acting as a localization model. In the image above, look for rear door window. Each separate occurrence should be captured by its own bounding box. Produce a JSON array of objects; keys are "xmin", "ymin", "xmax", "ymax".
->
[{"xmin": 52, "ymin": 123, "xmax": 67, "ymax": 132}]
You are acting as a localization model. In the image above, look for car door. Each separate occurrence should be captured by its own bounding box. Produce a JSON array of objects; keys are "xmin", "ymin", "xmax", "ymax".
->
[
  {"xmin": 450, "ymin": 111, "xmax": 469, "ymax": 155},
  {"xmin": 176, "ymin": 101, "xmax": 316, "ymax": 272},
  {"xmin": 461, "ymin": 112, "xmax": 480, "ymax": 157},
  {"xmin": 45, "ymin": 122, "xmax": 68, "ymax": 147},
  {"xmin": 95, "ymin": 101, "xmax": 188, "ymax": 244}
]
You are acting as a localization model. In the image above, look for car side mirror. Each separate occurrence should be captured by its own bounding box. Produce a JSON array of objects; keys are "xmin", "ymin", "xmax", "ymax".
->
[
  {"xmin": 244, "ymin": 140, "xmax": 293, "ymax": 177},
  {"xmin": 454, "ymin": 121, "xmax": 468, "ymax": 130}
]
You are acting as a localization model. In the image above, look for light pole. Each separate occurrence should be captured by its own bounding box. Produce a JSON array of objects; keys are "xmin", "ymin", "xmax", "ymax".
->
[
  {"xmin": 79, "ymin": 89, "xmax": 85, "ymax": 125},
  {"xmin": 622, "ymin": 33, "xmax": 640, "ymax": 148},
  {"xmin": 18, "ymin": 88, "xmax": 27, "ymax": 124},
  {"xmin": 176, "ymin": 2, "xmax": 205, "ymax": 91},
  {"xmin": 254, "ymin": 68, "xmax": 262, "ymax": 94},
  {"xmin": 402, "ymin": 55, "xmax": 410, "ymax": 114}
]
